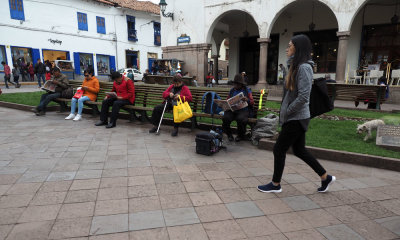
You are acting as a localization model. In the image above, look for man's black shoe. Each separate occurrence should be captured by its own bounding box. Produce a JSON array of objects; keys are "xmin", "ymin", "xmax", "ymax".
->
[
  {"xmin": 95, "ymin": 121, "xmax": 108, "ymax": 126},
  {"xmin": 235, "ymin": 136, "xmax": 244, "ymax": 142},
  {"xmin": 227, "ymin": 134, "xmax": 234, "ymax": 142},
  {"xmin": 149, "ymin": 127, "xmax": 157, "ymax": 133},
  {"xmin": 171, "ymin": 128, "xmax": 178, "ymax": 137},
  {"xmin": 36, "ymin": 111, "xmax": 45, "ymax": 116},
  {"xmin": 106, "ymin": 123, "xmax": 115, "ymax": 128}
]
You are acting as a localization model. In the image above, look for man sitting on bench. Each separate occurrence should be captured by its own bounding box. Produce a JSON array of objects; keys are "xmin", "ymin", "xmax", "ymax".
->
[
  {"xmin": 222, "ymin": 74, "xmax": 254, "ymax": 142},
  {"xmin": 95, "ymin": 71, "xmax": 135, "ymax": 128}
]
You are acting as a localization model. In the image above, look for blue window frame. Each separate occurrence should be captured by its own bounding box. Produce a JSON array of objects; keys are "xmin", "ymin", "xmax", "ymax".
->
[
  {"xmin": 154, "ymin": 22, "xmax": 161, "ymax": 46},
  {"xmin": 96, "ymin": 16, "xmax": 106, "ymax": 34},
  {"xmin": 77, "ymin": 12, "xmax": 88, "ymax": 31},
  {"xmin": 0, "ymin": 45, "xmax": 7, "ymax": 72},
  {"xmin": 9, "ymin": 0, "xmax": 25, "ymax": 21},
  {"xmin": 127, "ymin": 15, "xmax": 137, "ymax": 42}
]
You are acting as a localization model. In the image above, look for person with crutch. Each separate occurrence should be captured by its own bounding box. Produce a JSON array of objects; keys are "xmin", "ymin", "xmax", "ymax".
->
[{"xmin": 149, "ymin": 74, "xmax": 192, "ymax": 136}]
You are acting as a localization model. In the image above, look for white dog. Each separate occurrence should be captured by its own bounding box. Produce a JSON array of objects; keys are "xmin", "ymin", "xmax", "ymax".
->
[{"xmin": 357, "ymin": 119, "xmax": 385, "ymax": 141}]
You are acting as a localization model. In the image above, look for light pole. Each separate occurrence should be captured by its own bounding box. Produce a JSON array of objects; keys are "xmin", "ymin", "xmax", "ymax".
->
[{"xmin": 159, "ymin": 0, "xmax": 174, "ymax": 20}]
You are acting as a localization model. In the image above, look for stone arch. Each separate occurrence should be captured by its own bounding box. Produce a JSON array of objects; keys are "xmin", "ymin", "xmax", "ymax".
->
[
  {"xmin": 266, "ymin": 0, "xmax": 339, "ymax": 37},
  {"xmin": 205, "ymin": 9, "xmax": 260, "ymax": 44}
]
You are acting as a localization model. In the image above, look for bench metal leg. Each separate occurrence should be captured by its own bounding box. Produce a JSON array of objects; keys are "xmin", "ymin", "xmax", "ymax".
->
[{"xmin": 91, "ymin": 105, "xmax": 100, "ymax": 117}]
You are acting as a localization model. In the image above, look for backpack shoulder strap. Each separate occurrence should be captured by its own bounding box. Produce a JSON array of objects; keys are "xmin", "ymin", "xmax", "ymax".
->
[{"xmin": 201, "ymin": 91, "xmax": 210, "ymax": 112}]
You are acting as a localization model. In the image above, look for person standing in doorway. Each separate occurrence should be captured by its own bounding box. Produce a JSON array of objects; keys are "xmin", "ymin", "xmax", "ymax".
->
[
  {"xmin": 12, "ymin": 64, "xmax": 21, "ymax": 88},
  {"xmin": 1, "ymin": 61, "xmax": 14, "ymax": 89},
  {"xmin": 257, "ymin": 34, "xmax": 335, "ymax": 193},
  {"xmin": 278, "ymin": 64, "xmax": 287, "ymax": 85},
  {"xmin": 28, "ymin": 62, "xmax": 35, "ymax": 82},
  {"xmin": 19, "ymin": 59, "xmax": 29, "ymax": 82},
  {"xmin": 34, "ymin": 59, "xmax": 46, "ymax": 88}
]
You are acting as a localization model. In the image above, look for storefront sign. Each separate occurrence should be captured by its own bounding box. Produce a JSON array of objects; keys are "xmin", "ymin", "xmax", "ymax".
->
[
  {"xmin": 48, "ymin": 39, "xmax": 62, "ymax": 45},
  {"xmin": 177, "ymin": 36, "xmax": 190, "ymax": 44}
]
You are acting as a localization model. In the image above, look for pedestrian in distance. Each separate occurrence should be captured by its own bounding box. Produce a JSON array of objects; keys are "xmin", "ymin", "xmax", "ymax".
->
[
  {"xmin": 12, "ymin": 64, "xmax": 21, "ymax": 88},
  {"xmin": 257, "ymin": 34, "xmax": 336, "ymax": 193},
  {"xmin": 28, "ymin": 62, "xmax": 35, "ymax": 82},
  {"xmin": 34, "ymin": 59, "xmax": 46, "ymax": 88},
  {"xmin": 65, "ymin": 68, "xmax": 99, "ymax": 121},
  {"xmin": 95, "ymin": 71, "xmax": 135, "ymax": 128},
  {"xmin": 1, "ymin": 61, "xmax": 14, "ymax": 89}
]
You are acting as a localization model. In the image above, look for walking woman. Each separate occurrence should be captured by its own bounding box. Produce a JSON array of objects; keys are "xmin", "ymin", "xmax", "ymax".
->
[{"xmin": 257, "ymin": 34, "xmax": 335, "ymax": 193}]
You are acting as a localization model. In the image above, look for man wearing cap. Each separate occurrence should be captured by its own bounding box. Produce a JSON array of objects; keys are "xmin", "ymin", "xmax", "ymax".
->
[{"xmin": 222, "ymin": 74, "xmax": 254, "ymax": 142}]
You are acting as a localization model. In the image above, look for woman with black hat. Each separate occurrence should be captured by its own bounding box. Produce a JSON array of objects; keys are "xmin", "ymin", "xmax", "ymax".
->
[{"xmin": 222, "ymin": 73, "xmax": 254, "ymax": 142}]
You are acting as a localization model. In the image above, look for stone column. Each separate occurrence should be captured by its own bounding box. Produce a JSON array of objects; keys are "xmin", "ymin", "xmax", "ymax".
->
[
  {"xmin": 255, "ymin": 38, "xmax": 271, "ymax": 90},
  {"xmin": 212, "ymin": 55, "xmax": 219, "ymax": 84},
  {"xmin": 335, "ymin": 31, "xmax": 351, "ymax": 83}
]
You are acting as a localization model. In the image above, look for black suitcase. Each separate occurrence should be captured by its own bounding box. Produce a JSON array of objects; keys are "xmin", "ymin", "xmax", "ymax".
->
[{"xmin": 195, "ymin": 132, "xmax": 222, "ymax": 156}]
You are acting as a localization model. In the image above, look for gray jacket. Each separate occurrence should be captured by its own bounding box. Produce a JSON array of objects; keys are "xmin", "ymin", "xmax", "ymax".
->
[{"xmin": 279, "ymin": 60, "xmax": 313, "ymax": 128}]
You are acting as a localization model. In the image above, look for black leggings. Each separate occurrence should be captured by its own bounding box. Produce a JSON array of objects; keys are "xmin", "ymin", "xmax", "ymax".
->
[{"xmin": 272, "ymin": 120, "xmax": 326, "ymax": 183}]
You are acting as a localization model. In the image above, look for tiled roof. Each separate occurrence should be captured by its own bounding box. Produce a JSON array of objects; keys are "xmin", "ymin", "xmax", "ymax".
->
[{"xmin": 94, "ymin": 0, "xmax": 160, "ymax": 15}]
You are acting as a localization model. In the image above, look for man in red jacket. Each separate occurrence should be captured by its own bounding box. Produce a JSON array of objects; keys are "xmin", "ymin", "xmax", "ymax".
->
[
  {"xmin": 149, "ymin": 74, "xmax": 192, "ymax": 136},
  {"xmin": 95, "ymin": 71, "xmax": 135, "ymax": 128}
]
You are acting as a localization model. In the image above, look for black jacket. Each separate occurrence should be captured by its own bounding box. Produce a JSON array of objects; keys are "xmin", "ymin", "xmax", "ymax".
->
[{"xmin": 34, "ymin": 62, "xmax": 46, "ymax": 74}]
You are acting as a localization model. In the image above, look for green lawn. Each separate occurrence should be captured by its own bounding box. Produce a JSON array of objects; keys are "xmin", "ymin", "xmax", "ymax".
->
[
  {"xmin": 0, "ymin": 91, "xmax": 56, "ymax": 107},
  {"xmin": 1, "ymin": 91, "xmax": 399, "ymax": 159},
  {"xmin": 306, "ymin": 118, "xmax": 400, "ymax": 159}
]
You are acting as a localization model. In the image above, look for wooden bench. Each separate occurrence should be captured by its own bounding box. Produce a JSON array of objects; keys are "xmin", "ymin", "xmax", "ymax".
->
[
  {"xmin": 54, "ymin": 81, "xmax": 269, "ymax": 130},
  {"xmin": 326, "ymin": 83, "xmax": 387, "ymax": 110},
  {"xmin": 144, "ymin": 75, "xmax": 195, "ymax": 86}
]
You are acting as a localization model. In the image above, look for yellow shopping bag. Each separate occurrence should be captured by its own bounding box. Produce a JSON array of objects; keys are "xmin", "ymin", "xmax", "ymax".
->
[{"xmin": 173, "ymin": 96, "xmax": 193, "ymax": 123}]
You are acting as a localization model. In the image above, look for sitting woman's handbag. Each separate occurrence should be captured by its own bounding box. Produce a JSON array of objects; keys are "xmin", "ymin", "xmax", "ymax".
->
[
  {"xmin": 61, "ymin": 87, "xmax": 73, "ymax": 99},
  {"xmin": 173, "ymin": 96, "xmax": 193, "ymax": 123},
  {"xmin": 73, "ymin": 87, "xmax": 84, "ymax": 99}
]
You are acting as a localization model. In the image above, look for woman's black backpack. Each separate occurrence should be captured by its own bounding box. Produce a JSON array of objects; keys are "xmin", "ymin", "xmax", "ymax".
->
[{"xmin": 309, "ymin": 77, "xmax": 334, "ymax": 118}]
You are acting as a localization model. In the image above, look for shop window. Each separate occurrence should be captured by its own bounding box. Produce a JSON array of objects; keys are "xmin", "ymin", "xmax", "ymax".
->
[
  {"xmin": 360, "ymin": 24, "xmax": 400, "ymax": 70},
  {"xmin": 11, "ymin": 46, "xmax": 32, "ymax": 67},
  {"xmin": 9, "ymin": 0, "xmax": 25, "ymax": 21},
  {"xmin": 97, "ymin": 16, "xmax": 106, "ymax": 34},
  {"xmin": 96, "ymin": 54, "xmax": 110, "ymax": 74},
  {"xmin": 154, "ymin": 22, "xmax": 161, "ymax": 46},
  {"xmin": 295, "ymin": 29, "xmax": 338, "ymax": 73},
  {"xmin": 0, "ymin": 46, "xmax": 7, "ymax": 71},
  {"xmin": 77, "ymin": 12, "xmax": 88, "ymax": 31},
  {"xmin": 73, "ymin": 53, "xmax": 93, "ymax": 75},
  {"xmin": 127, "ymin": 15, "xmax": 137, "ymax": 41}
]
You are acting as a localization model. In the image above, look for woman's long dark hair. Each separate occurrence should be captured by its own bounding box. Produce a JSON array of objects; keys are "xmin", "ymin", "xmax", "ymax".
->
[{"xmin": 286, "ymin": 34, "xmax": 312, "ymax": 91}]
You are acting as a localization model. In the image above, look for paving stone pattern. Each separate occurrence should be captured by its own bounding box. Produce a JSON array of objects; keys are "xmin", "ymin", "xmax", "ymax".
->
[{"xmin": 0, "ymin": 107, "xmax": 400, "ymax": 240}]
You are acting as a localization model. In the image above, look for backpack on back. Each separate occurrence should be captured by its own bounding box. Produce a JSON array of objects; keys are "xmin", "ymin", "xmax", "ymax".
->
[{"xmin": 201, "ymin": 91, "xmax": 222, "ymax": 115}]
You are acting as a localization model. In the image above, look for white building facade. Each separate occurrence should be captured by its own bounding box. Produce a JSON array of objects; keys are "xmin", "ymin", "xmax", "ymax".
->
[
  {"xmin": 160, "ymin": 0, "xmax": 400, "ymax": 88},
  {"xmin": 0, "ymin": 0, "xmax": 162, "ymax": 80}
]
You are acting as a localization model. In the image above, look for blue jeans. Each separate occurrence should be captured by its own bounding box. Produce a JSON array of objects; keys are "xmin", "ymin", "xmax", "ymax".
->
[
  {"xmin": 70, "ymin": 96, "xmax": 90, "ymax": 115},
  {"xmin": 36, "ymin": 73, "xmax": 46, "ymax": 87}
]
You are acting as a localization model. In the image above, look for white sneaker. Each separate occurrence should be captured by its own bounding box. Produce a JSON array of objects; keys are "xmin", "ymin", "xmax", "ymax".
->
[
  {"xmin": 65, "ymin": 113, "xmax": 75, "ymax": 120},
  {"xmin": 73, "ymin": 114, "xmax": 82, "ymax": 121}
]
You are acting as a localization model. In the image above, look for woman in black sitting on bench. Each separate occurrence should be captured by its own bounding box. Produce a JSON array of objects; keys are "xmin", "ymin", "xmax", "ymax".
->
[{"xmin": 149, "ymin": 74, "xmax": 192, "ymax": 136}]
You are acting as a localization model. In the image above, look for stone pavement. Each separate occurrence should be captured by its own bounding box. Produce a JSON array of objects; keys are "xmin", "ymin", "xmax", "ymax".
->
[{"xmin": 0, "ymin": 107, "xmax": 400, "ymax": 240}]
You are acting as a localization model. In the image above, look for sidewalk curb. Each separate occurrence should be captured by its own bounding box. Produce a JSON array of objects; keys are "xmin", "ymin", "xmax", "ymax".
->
[
  {"xmin": 258, "ymin": 138, "xmax": 400, "ymax": 172},
  {"xmin": 0, "ymin": 101, "xmax": 58, "ymax": 112}
]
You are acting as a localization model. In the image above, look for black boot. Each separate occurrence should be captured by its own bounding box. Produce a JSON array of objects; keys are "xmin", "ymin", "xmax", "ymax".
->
[
  {"xmin": 171, "ymin": 127, "xmax": 178, "ymax": 137},
  {"xmin": 227, "ymin": 134, "xmax": 234, "ymax": 142},
  {"xmin": 149, "ymin": 127, "xmax": 157, "ymax": 133},
  {"xmin": 95, "ymin": 121, "xmax": 108, "ymax": 126},
  {"xmin": 106, "ymin": 122, "xmax": 116, "ymax": 128}
]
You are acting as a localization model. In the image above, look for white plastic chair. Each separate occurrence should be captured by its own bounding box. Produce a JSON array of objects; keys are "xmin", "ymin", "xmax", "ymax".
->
[
  {"xmin": 390, "ymin": 69, "xmax": 400, "ymax": 85},
  {"xmin": 365, "ymin": 70, "xmax": 379, "ymax": 85},
  {"xmin": 348, "ymin": 70, "xmax": 361, "ymax": 84}
]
